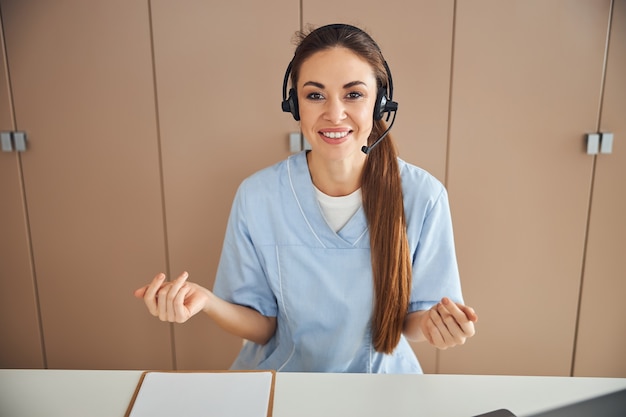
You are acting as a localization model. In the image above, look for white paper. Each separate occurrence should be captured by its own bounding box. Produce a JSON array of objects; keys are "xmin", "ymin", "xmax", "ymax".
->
[{"xmin": 128, "ymin": 372, "xmax": 273, "ymax": 417}]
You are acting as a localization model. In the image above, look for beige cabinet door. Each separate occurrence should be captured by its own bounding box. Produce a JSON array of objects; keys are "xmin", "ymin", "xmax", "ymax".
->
[
  {"xmin": 443, "ymin": 0, "xmax": 612, "ymax": 375},
  {"xmin": 150, "ymin": 0, "xmax": 300, "ymax": 370},
  {"xmin": 301, "ymin": 0, "xmax": 455, "ymax": 374},
  {"xmin": 0, "ymin": 17, "xmax": 44, "ymax": 368},
  {"xmin": 574, "ymin": 0, "xmax": 626, "ymax": 378},
  {"xmin": 0, "ymin": 1, "xmax": 171, "ymax": 369}
]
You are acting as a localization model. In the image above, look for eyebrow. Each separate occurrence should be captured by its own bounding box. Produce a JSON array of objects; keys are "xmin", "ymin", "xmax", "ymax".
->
[{"xmin": 302, "ymin": 80, "xmax": 368, "ymax": 89}]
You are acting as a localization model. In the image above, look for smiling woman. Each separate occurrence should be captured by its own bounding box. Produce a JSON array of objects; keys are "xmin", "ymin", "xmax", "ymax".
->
[
  {"xmin": 297, "ymin": 47, "xmax": 377, "ymax": 166},
  {"xmin": 135, "ymin": 23, "xmax": 477, "ymax": 373}
]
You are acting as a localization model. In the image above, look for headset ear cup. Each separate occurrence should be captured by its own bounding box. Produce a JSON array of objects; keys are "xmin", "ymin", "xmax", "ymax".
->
[
  {"xmin": 374, "ymin": 87, "xmax": 387, "ymax": 120},
  {"xmin": 281, "ymin": 88, "xmax": 300, "ymax": 121},
  {"xmin": 288, "ymin": 88, "xmax": 300, "ymax": 121}
]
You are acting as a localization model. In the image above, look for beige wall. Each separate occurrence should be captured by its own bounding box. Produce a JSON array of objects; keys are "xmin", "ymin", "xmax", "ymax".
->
[{"xmin": 0, "ymin": 0, "xmax": 624, "ymax": 376}]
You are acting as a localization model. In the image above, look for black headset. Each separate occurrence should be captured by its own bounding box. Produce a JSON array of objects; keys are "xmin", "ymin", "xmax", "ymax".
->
[{"xmin": 281, "ymin": 24, "xmax": 398, "ymax": 123}]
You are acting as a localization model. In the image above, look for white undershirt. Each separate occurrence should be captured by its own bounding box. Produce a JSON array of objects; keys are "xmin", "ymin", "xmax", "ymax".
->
[{"xmin": 314, "ymin": 186, "xmax": 362, "ymax": 232}]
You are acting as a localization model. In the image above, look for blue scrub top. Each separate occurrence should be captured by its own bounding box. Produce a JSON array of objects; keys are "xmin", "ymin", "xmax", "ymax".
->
[{"xmin": 213, "ymin": 151, "xmax": 463, "ymax": 373}]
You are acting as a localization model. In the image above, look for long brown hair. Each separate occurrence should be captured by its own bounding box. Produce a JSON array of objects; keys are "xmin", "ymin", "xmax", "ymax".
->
[{"xmin": 290, "ymin": 24, "xmax": 411, "ymax": 354}]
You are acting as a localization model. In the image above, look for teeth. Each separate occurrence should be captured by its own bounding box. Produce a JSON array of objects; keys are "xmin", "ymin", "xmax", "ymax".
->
[{"xmin": 321, "ymin": 131, "xmax": 349, "ymax": 139}]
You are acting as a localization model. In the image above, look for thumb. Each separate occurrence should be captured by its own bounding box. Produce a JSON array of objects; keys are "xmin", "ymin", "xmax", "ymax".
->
[{"xmin": 133, "ymin": 286, "xmax": 148, "ymax": 299}]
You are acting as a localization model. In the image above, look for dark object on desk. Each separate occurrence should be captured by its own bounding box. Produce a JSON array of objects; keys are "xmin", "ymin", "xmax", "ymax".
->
[
  {"xmin": 528, "ymin": 388, "xmax": 626, "ymax": 417},
  {"xmin": 473, "ymin": 409, "xmax": 517, "ymax": 416}
]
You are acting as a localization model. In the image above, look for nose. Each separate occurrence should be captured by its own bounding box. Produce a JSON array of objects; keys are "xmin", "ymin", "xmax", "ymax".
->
[{"xmin": 323, "ymin": 97, "xmax": 347, "ymax": 123}]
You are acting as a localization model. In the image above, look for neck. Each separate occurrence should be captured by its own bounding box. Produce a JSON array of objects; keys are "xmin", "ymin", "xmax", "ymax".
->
[{"xmin": 306, "ymin": 151, "xmax": 364, "ymax": 197}]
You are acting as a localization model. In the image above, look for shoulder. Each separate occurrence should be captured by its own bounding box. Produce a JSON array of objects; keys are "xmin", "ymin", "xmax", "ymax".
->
[
  {"xmin": 234, "ymin": 152, "xmax": 306, "ymax": 208},
  {"xmin": 397, "ymin": 158, "xmax": 446, "ymax": 199},
  {"xmin": 238, "ymin": 154, "xmax": 297, "ymax": 193},
  {"xmin": 241, "ymin": 157, "xmax": 288, "ymax": 187}
]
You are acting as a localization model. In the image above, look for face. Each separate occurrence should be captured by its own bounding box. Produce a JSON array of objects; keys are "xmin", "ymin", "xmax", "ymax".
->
[{"xmin": 297, "ymin": 47, "xmax": 378, "ymax": 163}]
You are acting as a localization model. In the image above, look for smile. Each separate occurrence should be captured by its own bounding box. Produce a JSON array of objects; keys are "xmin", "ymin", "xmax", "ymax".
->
[{"xmin": 320, "ymin": 131, "xmax": 350, "ymax": 139}]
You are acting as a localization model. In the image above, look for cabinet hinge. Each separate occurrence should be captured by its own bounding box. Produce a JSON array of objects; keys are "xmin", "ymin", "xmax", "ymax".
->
[
  {"xmin": 586, "ymin": 132, "xmax": 615, "ymax": 155},
  {"xmin": 0, "ymin": 131, "xmax": 27, "ymax": 152}
]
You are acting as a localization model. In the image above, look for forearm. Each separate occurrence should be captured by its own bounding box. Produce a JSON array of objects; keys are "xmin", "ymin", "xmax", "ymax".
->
[
  {"xmin": 203, "ymin": 291, "xmax": 276, "ymax": 345},
  {"xmin": 402, "ymin": 310, "xmax": 429, "ymax": 343}
]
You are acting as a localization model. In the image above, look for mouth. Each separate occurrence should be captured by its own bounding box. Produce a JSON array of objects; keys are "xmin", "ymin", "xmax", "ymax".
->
[
  {"xmin": 321, "ymin": 131, "xmax": 349, "ymax": 139},
  {"xmin": 319, "ymin": 130, "xmax": 352, "ymax": 141}
]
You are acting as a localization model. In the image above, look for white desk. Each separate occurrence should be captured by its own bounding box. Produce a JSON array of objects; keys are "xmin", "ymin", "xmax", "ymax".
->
[{"xmin": 1, "ymin": 369, "xmax": 625, "ymax": 417}]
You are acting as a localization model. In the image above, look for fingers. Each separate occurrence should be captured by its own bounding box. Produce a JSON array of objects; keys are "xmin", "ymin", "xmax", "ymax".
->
[
  {"xmin": 440, "ymin": 298, "xmax": 476, "ymax": 326},
  {"xmin": 438, "ymin": 298, "xmax": 476, "ymax": 339},
  {"xmin": 143, "ymin": 273, "xmax": 167, "ymax": 316},
  {"xmin": 168, "ymin": 272, "xmax": 190, "ymax": 322},
  {"xmin": 460, "ymin": 304, "xmax": 478, "ymax": 323},
  {"xmin": 445, "ymin": 297, "xmax": 479, "ymax": 322},
  {"xmin": 424, "ymin": 298, "xmax": 477, "ymax": 349},
  {"xmin": 174, "ymin": 284, "xmax": 192, "ymax": 323},
  {"xmin": 159, "ymin": 272, "xmax": 189, "ymax": 322},
  {"xmin": 135, "ymin": 272, "xmax": 192, "ymax": 322},
  {"xmin": 426, "ymin": 309, "xmax": 449, "ymax": 349}
]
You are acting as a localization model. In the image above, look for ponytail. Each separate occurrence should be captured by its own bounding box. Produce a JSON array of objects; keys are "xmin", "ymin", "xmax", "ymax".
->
[{"xmin": 361, "ymin": 121, "xmax": 412, "ymax": 354}]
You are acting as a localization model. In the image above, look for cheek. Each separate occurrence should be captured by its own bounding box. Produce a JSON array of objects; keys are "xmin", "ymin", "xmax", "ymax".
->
[
  {"xmin": 356, "ymin": 108, "xmax": 374, "ymax": 133},
  {"xmin": 355, "ymin": 101, "xmax": 376, "ymax": 127},
  {"xmin": 297, "ymin": 106, "xmax": 316, "ymax": 128},
  {"xmin": 299, "ymin": 115, "xmax": 316, "ymax": 136}
]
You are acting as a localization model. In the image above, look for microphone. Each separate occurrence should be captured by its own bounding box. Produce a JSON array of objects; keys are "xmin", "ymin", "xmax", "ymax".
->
[{"xmin": 361, "ymin": 109, "xmax": 398, "ymax": 155}]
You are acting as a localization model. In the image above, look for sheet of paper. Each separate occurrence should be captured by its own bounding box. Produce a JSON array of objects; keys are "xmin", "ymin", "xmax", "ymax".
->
[{"xmin": 127, "ymin": 371, "xmax": 274, "ymax": 417}]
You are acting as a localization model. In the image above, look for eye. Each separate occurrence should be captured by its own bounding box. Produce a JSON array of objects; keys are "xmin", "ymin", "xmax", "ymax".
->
[
  {"xmin": 346, "ymin": 91, "xmax": 364, "ymax": 100},
  {"xmin": 306, "ymin": 92, "xmax": 325, "ymax": 101}
]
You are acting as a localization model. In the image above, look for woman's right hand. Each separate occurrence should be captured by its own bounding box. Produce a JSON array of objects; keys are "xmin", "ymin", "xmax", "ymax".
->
[
  {"xmin": 133, "ymin": 272, "xmax": 210, "ymax": 323},
  {"xmin": 134, "ymin": 271, "xmax": 277, "ymax": 345}
]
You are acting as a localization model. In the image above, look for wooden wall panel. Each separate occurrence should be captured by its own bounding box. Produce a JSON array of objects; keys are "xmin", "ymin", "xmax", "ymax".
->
[
  {"xmin": 443, "ymin": 0, "xmax": 611, "ymax": 375},
  {"xmin": 0, "ymin": 11, "xmax": 44, "ymax": 368},
  {"xmin": 574, "ymin": 0, "xmax": 626, "ymax": 378},
  {"xmin": 150, "ymin": 0, "xmax": 299, "ymax": 370},
  {"xmin": 1, "ymin": 0, "xmax": 171, "ymax": 369}
]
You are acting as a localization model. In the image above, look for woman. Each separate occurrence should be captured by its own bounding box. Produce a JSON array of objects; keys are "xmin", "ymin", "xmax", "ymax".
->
[{"xmin": 135, "ymin": 23, "xmax": 477, "ymax": 373}]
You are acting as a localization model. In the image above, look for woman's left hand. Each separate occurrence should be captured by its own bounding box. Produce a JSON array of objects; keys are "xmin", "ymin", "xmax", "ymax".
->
[{"xmin": 421, "ymin": 297, "xmax": 478, "ymax": 349}]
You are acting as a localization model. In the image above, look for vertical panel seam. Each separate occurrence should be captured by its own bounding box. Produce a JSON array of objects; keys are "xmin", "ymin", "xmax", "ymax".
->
[
  {"xmin": 0, "ymin": 3, "xmax": 48, "ymax": 368},
  {"xmin": 570, "ymin": 0, "xmax": 615, "ymax": 377},
  {"xmin": 444, "ymin": 0, "xmax": 457, "ymax": 190},
  {"xmin": 439, "ymin": 0, "xmax": 458, "ymax": 374},
  {"xmin": 147, "ymin": 0, "xmax": 176, "ymax": 370}
]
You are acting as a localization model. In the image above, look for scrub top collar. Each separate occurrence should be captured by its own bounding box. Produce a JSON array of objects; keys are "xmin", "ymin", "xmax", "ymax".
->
[{"xmin": 287, "ymin": 152, "xmax": 368, "ymax": 248}]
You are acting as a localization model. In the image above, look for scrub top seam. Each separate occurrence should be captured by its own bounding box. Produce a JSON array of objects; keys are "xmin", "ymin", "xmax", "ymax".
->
[
  {"xmin": 287, "ymin": 155, "xmax": 326, "ymax": 248},
  {"xmin": 275, "ymin": 245, "xmax": 296, "ymax": 371}
]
